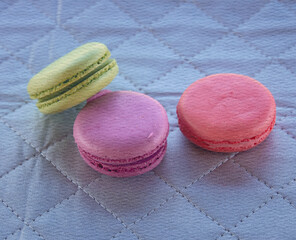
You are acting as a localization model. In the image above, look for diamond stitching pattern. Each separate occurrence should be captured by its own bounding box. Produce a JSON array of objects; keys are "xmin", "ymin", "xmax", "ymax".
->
[
  {"xmin": 235, "ymin": 0, "xmax": 296, "ymax": 57},
  {"xmin": 1, "ymin": 0, "xmax": 296, "ymax": 239}
]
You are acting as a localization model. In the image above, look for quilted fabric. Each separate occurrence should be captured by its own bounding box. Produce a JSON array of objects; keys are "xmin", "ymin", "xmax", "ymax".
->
[{"xmin": 0, "ymin": 0, "xmax": 296, "ymax": 239}]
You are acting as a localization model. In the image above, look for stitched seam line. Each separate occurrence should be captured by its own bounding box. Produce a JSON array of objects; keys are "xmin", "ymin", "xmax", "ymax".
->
[
  {"xmin": 275, "ymin": 124, "xmax": 296, "ymax": 141},
  {"xmin": 0, "ymin": 116, "xmax": 142, "ymax": 240},
  {"xmin": 232, "ymin": 159, "xmax": 274, "ymax": 190},
  {"xmin": 229, "ymin": 158, "xmax": 296, "ymax": 229},
  {"xmin": 280, "ymin": 177, "xmax": 296, "ymax": 189},
  {"xmin": 0, "ymin": 152, "xmax": 38, "ymax": 180},
  {"xmin": 3, "ymin": 20, "xmax": 56, "ymax": 54},
  {"xmin": 231, "ymin": 32, "xmax": 272, "ymax": 59},
  {"xmin": 277, "ymin": 58, "xmax": 296, "ymax": 76},
  {"xmin": 117, "ymin": 70, "xmax": 181, "ymax": 119},
  {"xmin": 232, "ymin": 194, "xmax": 275, "ymax": 228},
  {"xmin": 141, "ymin": 60, "xmax": 186, "ymax": 88},
  {"xmin": 146, "ymin": 29, "xmax": 210, "ymax": 76},
  {"xmin": 111, "ymin": 0, "xmax": 229, "ymax": 64},
  {"xmin": 111, "ymin": 0, "xmax": 184, "ymax": 26},
  {"xmin": 251, "ymin": 58, "xmax": 275, "ymax": 78},
  {"xmin": 278, "ymin": 193, "xmax": 296, "ymax": 209},
  {"xmin": 110, "ymin": 192, "xmax": 178, "ymax": 239},
  {"xmin": 4, "ymin": 227, "xmax": 22, "ymax": 240},
  {"xmin": 4, "ymin": 176, "xmax": 100, "ymax": 240},
  {"xmin": 185, "ymin": 152, "xmax": 240, "ymax": 189},
  {"xmin": 82, "ymin": 187, "xmax": 143, "ymax": 240},
  {"xmin": 32, "ymin": 173, "xmax": 105, "ymax": 224},
  {"xmin": 108, "ymin": 0, "xmax": 212, "ymax": 83},
  {"xmin": 117, "ymin": 72, "xmax": 141, "ymax": 90},
  {"xmin": 227, "ymin": 193, "xmax": 295, "ymax": 236},
  {"xmin": 115, "ymin": 72, "xmax": 182, "ymax": 124},
  {"xmin": 29, "ymin": 1, "xmax": 83, "ymax": 45},
  {"xmin": 62, "ymin": 1, "xmax": 106, "ymax": 26},
  {"xmin": 118, "ymin": 70, "xmax": 181, "ymax": 118},
  {"xmin": 109, "ymin": 30, "xmax": 144, "ymax": 52},
  {"xmin": 61, "ymin": 0, "xmax": 144, "ymax": 52},
  {"xmin": 0, "ymin": 101, "xmax": 31, "ymax": 119},
  {"xmin": 0, "ymin": 43, "xmax": 36, "ymax": 74},
  {"xmin": 233, "ymin": 156, "xmax": 296, "ymax": 196},
  {"xmin": 5, "ymin": 119, "xmax": 71, "ymax": 152},
  {"xmin": 110, "ymin": 0, "xmax": 292, "ymax": 87},
  {"xmin": 0, "ymin": 197, "xmax": 46, "ymax": 240},
  {"xmin": 188, "ymin": 0, "xmax": 293, "ymax": 59},
  {"xmin": 215, "ymin": 231, "xmax": 237, "ymax": 240},
  {"xmin": 153, "ymin": 171, "xmax": 241, "ymax": 239},
  {"xmin": 31, "ymin": 190, "xmax": 79, "ymax": 223},
  {"xmin": 189, "ymin": 0, "xmax": 271, "ymax": 35},
  {"xmin": 233, "ymin": 0, "xmax": 296, "ymax": 58},
  {"xmin": 277, "ymin": 105, "xmax": 296, "ymax": 111}
]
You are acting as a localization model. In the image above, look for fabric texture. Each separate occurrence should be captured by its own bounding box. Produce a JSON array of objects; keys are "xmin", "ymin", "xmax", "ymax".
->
[{"xmin": 0, "ymin": 0, "xmax": 296, "ymax": 239}]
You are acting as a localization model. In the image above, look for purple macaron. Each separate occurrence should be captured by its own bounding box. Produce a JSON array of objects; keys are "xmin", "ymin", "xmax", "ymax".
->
[{"xmin": 73, "ymin": 90, "xmax": 169, "ymax": 177}]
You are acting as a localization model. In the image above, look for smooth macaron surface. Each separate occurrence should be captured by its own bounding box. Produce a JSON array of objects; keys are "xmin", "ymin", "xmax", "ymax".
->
[
  {"xmin": 27, "ymin": 42, "xmax": 118, "ymax": 114},
  {"xmin": 177, "ymin": 73, "xmax": 276, "ymax": 152},
  {"xmin": 73, "ymin": 91, "xmax": 169, "ymax": 177}
]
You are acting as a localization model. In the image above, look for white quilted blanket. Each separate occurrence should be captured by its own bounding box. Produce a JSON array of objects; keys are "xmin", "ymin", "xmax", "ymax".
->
[{"xmin": 0, "ymin": 0, "xmax": 296, "ymax": 239}]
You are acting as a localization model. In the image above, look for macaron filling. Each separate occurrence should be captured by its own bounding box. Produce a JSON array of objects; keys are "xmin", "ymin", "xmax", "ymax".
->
[
  {"xmin": 78, "ymin": 136, "xmax": 168, "ymax": 165},
  {"xmin": 30, "ymin": 51, "xmax": 110, "ymax": 100},
  {"xmin": 78, "ymin": 141, "xmax": 167, "ymax": 175},
  {"xmin": 36, "ymin": 59, "xmax": 117, "ymax": 108}
]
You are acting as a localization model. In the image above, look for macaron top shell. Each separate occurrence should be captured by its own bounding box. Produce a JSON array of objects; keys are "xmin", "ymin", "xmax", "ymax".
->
[
  {"xmin": 177, "ymin": 73, "xmax": 276, "ymax": 143},
  {"xmin": 74, "ymin": 91, "xmax": 169, "ymax": 162},
  {"xmin": 27, "ymin": 42, "xmax": 109, "ymax": 98}
]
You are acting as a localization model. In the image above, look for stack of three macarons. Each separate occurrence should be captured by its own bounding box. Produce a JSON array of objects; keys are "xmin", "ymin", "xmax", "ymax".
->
[{"xmin": 27, "ymin": 43, "xmax": 276, "ymax": 177}]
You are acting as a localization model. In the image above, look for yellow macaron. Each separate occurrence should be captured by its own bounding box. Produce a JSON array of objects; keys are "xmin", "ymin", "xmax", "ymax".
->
[{"xmin": 27, "ymin": 42, "xmax": 118, "ymax": 114}]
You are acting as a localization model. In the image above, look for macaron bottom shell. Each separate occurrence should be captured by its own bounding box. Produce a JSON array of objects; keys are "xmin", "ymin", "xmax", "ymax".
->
[
  {"xmin": 177, "ymin": 109, "xmax": 276, "ymax": 152},
  {"xmin": 79, "ymin": 142, "xmax": 167, "ymax": 177}
]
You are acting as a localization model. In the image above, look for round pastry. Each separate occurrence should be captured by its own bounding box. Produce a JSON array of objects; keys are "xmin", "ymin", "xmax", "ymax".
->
[
  {"xmin": 27, "ymin": 42, "xmax": 118, "ymax": 114},
  {"xmin": 73, "ymin": 91, "xmax": 169, "ymax": 177},
  {"xmin": 177, "ymin": 73, "xmax": 276, "ymax": 152}
]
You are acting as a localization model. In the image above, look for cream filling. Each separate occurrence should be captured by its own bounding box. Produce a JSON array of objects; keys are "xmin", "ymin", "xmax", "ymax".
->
[
  {"xmin": 37, "ymin": 59, "xmax": 117, "ymax": 108},
  {"xmin": 31, "ymin": 51, "xmax": 110, "ymax": 99}
]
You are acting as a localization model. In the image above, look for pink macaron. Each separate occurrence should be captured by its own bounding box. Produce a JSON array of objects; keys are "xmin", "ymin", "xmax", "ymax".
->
[
  {"xmin": 73, "ymin": 90, "xmax": 169, "ymax": 177},
  {"xmin": 177, "ymin": 73, "xmax": 276, "ymax": 152}
]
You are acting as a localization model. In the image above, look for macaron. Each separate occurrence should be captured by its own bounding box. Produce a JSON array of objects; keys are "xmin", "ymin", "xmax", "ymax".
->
[
  {"xmin": 73, "ymin": 91, "xmax": 169, "ymax": 177},
  {"xmin": 27, "ymin": 42, "xmax": 118, "ymax": 114},
  {"xmin": 177, "ymin": 73, "xmax": 276, "ymax": 152}
]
